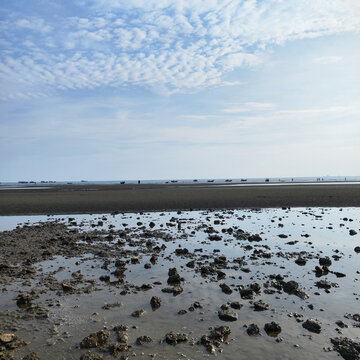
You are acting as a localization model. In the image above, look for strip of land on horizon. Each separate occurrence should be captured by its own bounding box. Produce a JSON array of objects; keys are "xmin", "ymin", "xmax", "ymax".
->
[{"xmin": 0, "ymin": 182, "xmax": 359, "ymax": 216}]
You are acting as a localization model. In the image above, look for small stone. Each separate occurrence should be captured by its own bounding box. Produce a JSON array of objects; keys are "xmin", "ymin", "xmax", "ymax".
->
[
  {"xmin": 150, "ymin": 296, "xmax": 161, "ymax": 310},
  {"xmin": 136, "ymin": 336, "xmax": 152, "ymax": 345},
  {"xmin": 349, "ymin": 230, "xmax": 357, "ymax": 236},
  {"xmin": 302, "ymin": 319, "xmax": 321, "ymax": 333},
  {"xmin": 247, "ymin": 324, "xmax": 260, "ymax": 336},
  {"xmin": 319, "ymin": 257, "xmax": 332, "ymax": 267},
  {"xmin": 218, "ymin": 310, "xmax": 238, "ymax": 322},
  {"xmin": 264, "ymin": 322, "xmax": 282, "ymax": 337},
  {"xmin": 80, "ymin": 330, "xmax": 109, "ymax": 349},
  {"xmin": 165, "ymin": 332, "xmax": 188, "ymax": 345},
  {"xmin": 131, "ymin": 309, "xmax": 146, "ymax": 317},
  {"xmin": 253, "ymin": 300, "xmax": 269, "ymax": 311}
]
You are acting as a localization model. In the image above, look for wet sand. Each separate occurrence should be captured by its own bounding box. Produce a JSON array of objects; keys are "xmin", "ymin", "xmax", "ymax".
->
[{"xmin": 1, "ymin": 183, "xmax": 360, "ymax": 215}]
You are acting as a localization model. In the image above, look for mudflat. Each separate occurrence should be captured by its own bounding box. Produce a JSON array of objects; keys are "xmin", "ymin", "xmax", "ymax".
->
[{"xmin": 0, "ymin": 183, "xmax": 360, "ymax": 215}]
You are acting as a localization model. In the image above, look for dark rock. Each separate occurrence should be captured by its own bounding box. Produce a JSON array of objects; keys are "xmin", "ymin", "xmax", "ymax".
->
[
  {"xmin": 302, "ymin": 319, "xmax": 321, "ymax": 333},
  {"xmin": 240, "ymin": 288, "xmax": 254, "ymax": 299},
  {"xmin": 150, "ymin": 296, "xmax": 161, "ymax": 310},
  {"xmin": 331, "ymin": 337, "xmax": 360, "ymax": 360},
  {"xmin": 218, "ymin": 310, "xmax": 238, "ymax": 321},
  {"xmin": 247, "ymin": 323, "xmax": 260, "ymax": 336},
  {"xmin": 136, "ymin": 336, "xmax": 152, "ymax": 345},
  {"xmin": 219, "ymin": 283, "xmax": 232, "ymax": 294},
  {"xmin": 165, "ymin": 332, "xmax": 188, "ymax": 345},
  {"xmin": 349, "ymin": 230, "xmax": 357, "ymax": 236},
  {"xmin": 200, "ymin": 326, "xmax": 230, "ymax": 353},
  {"xmin": 131, "ymin": 309, "xmax": 146, "ymax": 317},
  {"xmin": 16, "ymin": 294, "xmax": 33, "ymax": 308},
  {"xmin": 354, "ymin": 247, "xmax": 360, "ymax": 254},
  {"xmin": 319, "ymin": 257, "xmax": 332, "ymax": 267},
  {"xmin": 253, "ymin": 300, "xmax": 269, "ymax": 311},
  {"xmin": 316, "ymin": 280, "xmax": 332, "ymax": 289},
  {"xmin": 80, "ymin": 351, "xmax": 104, "ymax": 360},
  {"xmin": 230, "ymin": 301, "xmax": 243, "ymax": 310},
  {"xmin": 80, "ymin": 330, "xmax": 109, "ymax": 349},
  {"xmin": 248, "ymin": 234, "xmax": 262, "ymax": 242},
  {"xmin": 295, "ymin": 257, "xmax": 307, "ymax": 266},
  {"xmin": 264, "ymin": 322, "xmax": 282, "ymax": 337},
  {"xmin": 283, "ymin": 280, "xmax": 299, "ymax": 294},
  {"xmin": 161, "ymin": 286, "xmax": 183, "ymax": 296}
]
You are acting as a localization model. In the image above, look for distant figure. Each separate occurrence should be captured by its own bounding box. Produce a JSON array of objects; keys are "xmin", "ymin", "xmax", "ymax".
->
[
  {"xmin": 138, "ymin": 180, "xmax": 140, "ymax": 184},
  {"xmin": 292, "ymin": 178, "xmax": 293, "ymax": 182}
]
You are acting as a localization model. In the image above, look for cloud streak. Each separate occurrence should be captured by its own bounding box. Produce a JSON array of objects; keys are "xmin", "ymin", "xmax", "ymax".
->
[{"xmin": 0, "ymin": 0, "xmax": 360, "ymax": 99}]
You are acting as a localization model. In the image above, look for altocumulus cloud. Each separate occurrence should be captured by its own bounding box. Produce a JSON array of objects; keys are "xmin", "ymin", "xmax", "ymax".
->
[{"xmin": 0, "ymin": 0, "xmax": 360, "ymax": 100}]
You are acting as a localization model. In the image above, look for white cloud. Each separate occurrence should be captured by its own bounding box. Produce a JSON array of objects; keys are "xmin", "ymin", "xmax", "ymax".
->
[
  {"xmin": 313, "ymin": 56, "xmax": 343, "ymax": 64},
  {"xmin": 1, "ymin": 0, "xmax": 360, "ymax": 99}
]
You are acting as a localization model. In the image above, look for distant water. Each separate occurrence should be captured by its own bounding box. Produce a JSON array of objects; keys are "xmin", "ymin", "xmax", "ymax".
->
[{"xmin": 0, "ymin": 175, "xmax": 359, "ymax": 188}]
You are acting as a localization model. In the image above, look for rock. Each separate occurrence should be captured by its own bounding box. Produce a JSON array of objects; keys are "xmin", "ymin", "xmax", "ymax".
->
[
  {"xmin": 150, "ymin": 296, "xmax": 161, "ymax": 310},
  {"xmin": 200, "ymin": 326, "xmax": 230, "ymax": 353},
  {"xmin": 165, "ymin": 332, "xmax": 188, "ymax": 345},
  {"xmin": 247, "ymin": 323, "xmax": 260, "ymax": 336},
  {"xmin": 319, "ymin": 257, "xmax": 332, "ymax": 267},
  {"xmin": 109, "ymin": 343, "xmax": 129, "ymax": 356},
  {"xmin": 0, "ymin": 334, "xmax": 18, "ymax": 343},
  {"xmin": 16, "ymin": 294, "xmax": 33, "ymax": 308},
  {"xmin": 302, "ymin": 319, "xmax": 321, "ymax": 333},
  {"xmin": 331, "ymin": 337, "xmax": 360, "ymax": 360},
  {"xmin": 131, "ymin": 309, "xmax": 146, "ymax": 318},
  {"xmin": 240, "ymin": 288, "xmax": 254, "ymax": 299},
  {"xmin": 80, "ymin": 330, "xmax": 110, "ymax": 348},
  {"xmin": 253, "ymin": 300, "xmax": 269, "ymax": 311},
  {"xmin": 230, "ymin": 301, "xmax": 243, "ymax": 310},
  {"xmin": 167, "ymin": 268, "xmax": 182, "ymax": 285},
  {"xmin": 336, "ymin": 320, "xmax": 348, "ymax": 329},
  {"xmin": 264, "ymin": 322, "xmax": 282, "ymax": 337},
  {"xmin": 354, "ymin": 247, "xmax": 360, "ymax": 254},
  {"xmin": 178, "ymin": 309, "xmax": 187, "ymax": 315},
  {"xmin": 349, "ymin": 230, "xmax": 357, "ymax": 236},
  {"xmin": 80, "ymin": 351, "xmax": 104, "ymax": 360},
  {"xmin": 315, "ymin": 266, "xmax": 329, "ymax": 277},
  {"xmin": 186, "ymin": 260, "xmax": 195, "ymax": 268},
  {"xmin": 283, "ymin": 280, "xmax": 299, "ymax": 294},
  {"xmin": 248, "ymin": 234, "xmax": 262, "ymax": 242},
  {"xmin": 295, "ymin": 257, "xmax": 307, "ymax": 266},
  {"xmin": 161, "ymin": 286, "xmax": 183, "ymax": 296},
  {"xmin": 316, "ymin": 280, "xmax": 332, "ymax": 289},
  {"xmin": 102, "ymin": 302, "xmax": 123, "ymax": 310},
  {"xmin": 136, "ymin": 336, "xmax": 152, "ymax": 345},
  {"xmin": 278, "ymin": 234, "xmax": 288, "ymax": 239},
  {"xmin": 218, "ymin": 310, "xmax": 238, "ymax": 321},
  {"xmin": 22, "ymin": 353, "xmax": 40, "ymax": 360},
  {"xmin": 219, "ymin": 283, "xmax": 232, "ymax": 294}
]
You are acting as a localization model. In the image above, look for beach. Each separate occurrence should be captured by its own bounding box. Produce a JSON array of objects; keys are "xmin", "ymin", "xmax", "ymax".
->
[
  {"xmin": 1, "ymin": 182, "xmax": 360, "ymax": 215},
  {"xmin": 1, "ymin": 184, "xmax": 360, "ymax": 359}
]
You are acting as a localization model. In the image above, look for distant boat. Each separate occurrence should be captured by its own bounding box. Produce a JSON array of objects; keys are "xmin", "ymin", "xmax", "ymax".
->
[
  {"xmin": 241, "ymin": 179, "xmax": 247, "ymax": 182},
  {"xmin": 225, "ymin": 179, "xmax": 232, "ymax": 182},
  {"xmin": 265, "ymin": 178, "xmax": 270, "ymax": 182},
  {"xmin": 81, "ymin": 180, "xmax": 88, "ymax": 183},
  {"xmin": 171, "ymin": 180, "xmax": 178, "ymax": 183},
  {"xmin": 207, "ymin": 180, "xmax": 214, "ymax": 183},
  {"xmin": 120, "ymin": 181, "xmax": 125, "ymax": 184},
  {"xmin": 193, "ymin": 179, "xmax": 198, "ymax": 182}
]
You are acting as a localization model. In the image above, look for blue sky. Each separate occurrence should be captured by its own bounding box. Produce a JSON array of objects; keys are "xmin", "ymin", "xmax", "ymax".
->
[{"xmin": 0, "ymin": 0, "xmax": 359, "ymax": 181}]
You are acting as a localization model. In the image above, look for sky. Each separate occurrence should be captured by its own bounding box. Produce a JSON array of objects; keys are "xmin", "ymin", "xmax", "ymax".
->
[{"xmin": 0, "ymin": 0, "xmax": 359, "ymax": 181}]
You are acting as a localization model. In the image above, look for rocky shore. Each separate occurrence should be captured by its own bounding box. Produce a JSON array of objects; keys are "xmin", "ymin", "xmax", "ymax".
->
[{"xmin": 0, "ymin": 207, "xmax": 359, "ymax": 359}]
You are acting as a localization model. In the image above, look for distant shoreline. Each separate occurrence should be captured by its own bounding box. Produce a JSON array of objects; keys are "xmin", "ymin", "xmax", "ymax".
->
[{"xmin": 0, "ymin": 182, "xmax": 359, "ymax": 216}]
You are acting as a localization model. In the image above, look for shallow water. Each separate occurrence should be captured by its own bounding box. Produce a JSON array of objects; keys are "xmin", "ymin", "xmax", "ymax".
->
[{"xmin": 0, "ymin": 208, "xmax": 359, "ymax": 359}]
